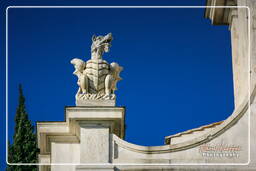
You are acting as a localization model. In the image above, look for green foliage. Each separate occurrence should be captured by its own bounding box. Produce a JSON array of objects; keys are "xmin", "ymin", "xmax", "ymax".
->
[{"xmin": 7, "ymin": 85, "xmax": 38, "ymax": 171}]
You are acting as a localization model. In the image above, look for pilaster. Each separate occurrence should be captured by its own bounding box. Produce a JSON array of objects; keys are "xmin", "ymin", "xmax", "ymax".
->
[{"xmin": 79, "ymin": 123, "xmax": 110, "ymax": 163}]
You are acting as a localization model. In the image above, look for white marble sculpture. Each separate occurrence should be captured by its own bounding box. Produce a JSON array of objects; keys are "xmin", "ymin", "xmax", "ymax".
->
[{"xmin": 71, "ymin": 33, "xmax": 122, "ymax": 105}]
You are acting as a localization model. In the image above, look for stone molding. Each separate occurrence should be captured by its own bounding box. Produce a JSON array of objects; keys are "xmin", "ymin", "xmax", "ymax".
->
[
  {"xmin": 164, "ymin": 121, "xmax": 223, "ymax": 144},
  {"xmin": 37, "ymin": 107, "xmax": 125, "ymax": 155},
  {"xmin": 37, "ymin": 84, "xmax": 255, "ymax": 158},
  {"xmin": 228, "ymin": 8, "xmax": 238, "ymax": 29},
  {"xmin": 205, "ymin": 0, "xmax": 237, "ymax": 25},
  {"xmin": 111, "ymin": 84, "xmax": 255, "ymax": 154}
]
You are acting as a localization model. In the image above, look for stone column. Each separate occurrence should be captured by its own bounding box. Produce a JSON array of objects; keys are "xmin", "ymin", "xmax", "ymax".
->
[
  {"xmin": 228, "ymin": 3, "xmax": 250, "ymax": 108},
  {"xmin": 229, "ymin": 8, "xmax": 240, "ymax": 108},
  {"xmin": 247, "ymin": 0, "xmax": 256, "ymax": 95},
  {"xmin": 246, "ymin": 0, "xmax": 256, "ymax": 168},
  {"xmin": 205, "ymin": 0, "xmax": 250, "ymax": 108},
  {"xmin": 234, "ymin": 1, "xmax": 250, "ymax": 107}
]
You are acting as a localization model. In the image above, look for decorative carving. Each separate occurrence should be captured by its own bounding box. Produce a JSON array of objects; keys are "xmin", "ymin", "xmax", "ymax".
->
[
  {"xmin": 71, "ymin": 33, "xmax": 123, "ymax": 105},
  {"xmin": 91, "ymin": 33, "xmax": 113, "ymax": 60}
]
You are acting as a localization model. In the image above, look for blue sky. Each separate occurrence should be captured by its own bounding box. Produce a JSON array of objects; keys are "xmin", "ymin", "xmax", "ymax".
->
[{"xmin": 0, "ymin": 0, "xmax": 234, "ymax": 168}]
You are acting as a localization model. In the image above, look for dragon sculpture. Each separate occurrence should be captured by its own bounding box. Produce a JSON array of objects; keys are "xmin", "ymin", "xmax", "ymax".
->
[{"xmin": 71, "ymin": 33, "xmax": 123, "ymax": 104}]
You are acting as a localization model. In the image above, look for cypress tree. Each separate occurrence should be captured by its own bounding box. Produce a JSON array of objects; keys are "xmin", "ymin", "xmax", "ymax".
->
[{"xmin": 7, "ymin": 85, "xmax": 38, "ymax": 171}]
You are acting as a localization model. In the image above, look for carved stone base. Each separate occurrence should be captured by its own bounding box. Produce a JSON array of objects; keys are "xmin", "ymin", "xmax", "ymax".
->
[{"xmin": 76, "ymin": 99, "xmax": 116, "ymax": 106}]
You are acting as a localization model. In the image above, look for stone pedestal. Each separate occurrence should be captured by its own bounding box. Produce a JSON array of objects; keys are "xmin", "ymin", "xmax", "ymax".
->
[{"xmin": 37, "ymin": 106, "xmax": 125, "ymax": 171}]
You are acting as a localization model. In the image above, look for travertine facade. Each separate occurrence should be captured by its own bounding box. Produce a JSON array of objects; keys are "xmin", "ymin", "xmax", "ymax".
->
[{"xmin": 37, "ymin": 1, "xmax": 256, "ymax": 170}]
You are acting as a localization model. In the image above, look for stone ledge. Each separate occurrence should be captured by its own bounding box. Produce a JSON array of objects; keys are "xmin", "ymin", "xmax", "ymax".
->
[
  {"xmin": 76, "ymin": 165, "xmax": 115, "ymax": 171},
  {"xmin": 76, "ymin": 99, "xmax": 116, "ymax": 106}
]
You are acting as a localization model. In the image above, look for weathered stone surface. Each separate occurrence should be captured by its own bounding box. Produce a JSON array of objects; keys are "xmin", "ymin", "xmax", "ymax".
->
[
  {"xmin": 37, "ymin": 107, "xmax": 125, "ymax": 171},
  {"xmin": 76, "ymin": 98, "xmax": 115, "ymax": 106},
  {"xmin": 71, "ymin": 33, "xmax": 123, "ymax": 106},
  {"xmin": 38, "ymin": 1, "xmax": 256, "ymax": 170},
  {"xmin": 80, "ymin": 124, "xmax": 109, "ymax": 163}
]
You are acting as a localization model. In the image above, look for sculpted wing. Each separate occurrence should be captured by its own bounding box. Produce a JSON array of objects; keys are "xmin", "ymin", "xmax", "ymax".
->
[
  {"xmin": 110, "ymin": 62, "xmax": 123, "ymax": 91},
  {"xmin": 70, "ymin": 58, "xmax": 86, "ymax": 73}
]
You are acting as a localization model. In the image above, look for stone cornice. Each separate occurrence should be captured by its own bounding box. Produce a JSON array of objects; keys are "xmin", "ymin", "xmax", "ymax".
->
[
  {"xmin": 205, "ymin": 0, "xmax": 237, "ymax": 25},
  {"xmin": 37, "ymin": 106, "xmax": 125, "ymax": 154}
]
